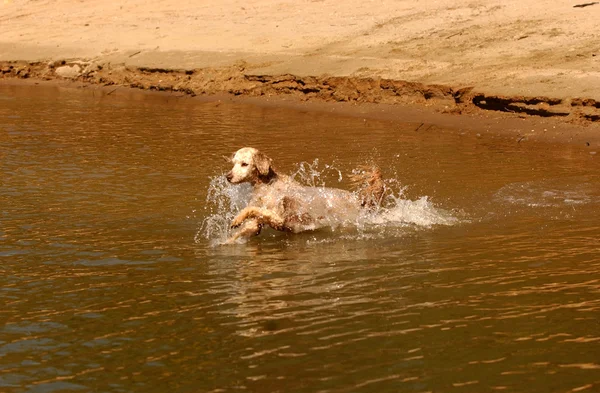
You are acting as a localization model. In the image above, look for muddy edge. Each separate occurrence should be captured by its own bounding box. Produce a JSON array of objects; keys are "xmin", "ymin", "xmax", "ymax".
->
[{"xmin": 3, "ymin": 59, "xmax": 600, "ymax": 125}]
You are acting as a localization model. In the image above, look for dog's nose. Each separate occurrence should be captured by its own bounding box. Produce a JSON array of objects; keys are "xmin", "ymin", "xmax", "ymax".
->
[{"xmin": 226, "ymin": 172, "xmax": 233, "ymax": 182}]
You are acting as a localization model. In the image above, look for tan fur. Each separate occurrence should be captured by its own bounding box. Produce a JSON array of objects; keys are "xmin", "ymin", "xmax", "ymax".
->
[
  {"xmin": 225, "ymin": 147, "xmax": 384, "ymax": 243},
  {"xmin": 349, "ymin": 165, "xmax": 386, "ymax": 208}
]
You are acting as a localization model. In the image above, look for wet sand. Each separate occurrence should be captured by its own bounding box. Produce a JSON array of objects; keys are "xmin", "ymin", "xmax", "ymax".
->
[{"xmin": 1, "ymin": 0, "xmax": 600, "ymax": 144}]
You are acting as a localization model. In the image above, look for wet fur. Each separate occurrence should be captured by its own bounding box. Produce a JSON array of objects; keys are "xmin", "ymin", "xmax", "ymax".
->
[{"xmin": 225, "ymin": 147, "xmax": 385, "ymax": 243}]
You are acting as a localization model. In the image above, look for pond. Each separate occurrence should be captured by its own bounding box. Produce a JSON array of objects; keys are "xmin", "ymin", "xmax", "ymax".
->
[{"xmin": 1, "ymin": 84, "xmax": 599, "ymax": 392}]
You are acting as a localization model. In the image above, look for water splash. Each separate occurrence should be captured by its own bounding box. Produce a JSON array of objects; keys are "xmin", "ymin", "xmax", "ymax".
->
[
  {"xmin": 198, "ymin": 161, "xmax": 457, "ymax": 245},
  {"xmin": 289, "ymin": 158, "xmax": 343, "ymax": 187},
  {"xmin": 196, "ymin": 175, "xmax": 252, "ymax": 245},
  {"xmin": 374, "ymin": 195, "xmax": 458, "ymax": 227}
]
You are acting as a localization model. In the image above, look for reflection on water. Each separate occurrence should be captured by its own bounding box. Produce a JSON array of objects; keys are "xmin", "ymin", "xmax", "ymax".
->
[{"xmin": 1, "ymin": 84, "xmax": 600, "ymax": 392}]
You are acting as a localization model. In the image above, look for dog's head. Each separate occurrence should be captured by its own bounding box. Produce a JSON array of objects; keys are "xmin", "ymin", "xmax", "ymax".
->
[{"xmin": 226, "ymin": 147, "xmax": 274, "ymax": 185}]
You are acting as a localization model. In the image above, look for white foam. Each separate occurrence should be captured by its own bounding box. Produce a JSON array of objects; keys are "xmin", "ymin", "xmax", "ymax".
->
[{"xmin": 372, "ymin": 196, "xmax": 459, "ymax": 227}]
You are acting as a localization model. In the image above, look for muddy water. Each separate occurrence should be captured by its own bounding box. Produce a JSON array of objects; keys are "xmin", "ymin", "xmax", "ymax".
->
[{"xmin": 1, "ymin": 84, "xmax": 600, "ymax": 393}]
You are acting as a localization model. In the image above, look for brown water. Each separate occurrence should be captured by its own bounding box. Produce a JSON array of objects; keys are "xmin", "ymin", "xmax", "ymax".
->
[{"xmin": 1, "ymin": 84, "xmax": 600, "ymax": 393}]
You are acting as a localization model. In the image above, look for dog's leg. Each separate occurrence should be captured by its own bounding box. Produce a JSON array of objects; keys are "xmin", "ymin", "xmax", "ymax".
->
[
  {"xmin": 281, "ymin": 196, "xmax": 314, "ymax": 229},
  {"xmin": 230, "ymin": 207, "xmax": 285, "ymax": 231},
  {"xmin": 230, "ymin": 207, "xmax": 253, "ymax": 229},
  {"xmin": 226, "ymin": 219, "xmax": 262, "ymax": 244}
]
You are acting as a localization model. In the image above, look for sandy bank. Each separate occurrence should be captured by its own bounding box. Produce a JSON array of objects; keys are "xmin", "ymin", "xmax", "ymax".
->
[{"xmin": 2, "ymin": 0, "xmax": 600, "ymax": 132}]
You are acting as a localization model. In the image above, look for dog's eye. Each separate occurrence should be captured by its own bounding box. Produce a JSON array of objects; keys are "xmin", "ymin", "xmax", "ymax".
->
[{"xmin": 241, "ymin": 163, "xmax": 249, "ymax": 167}]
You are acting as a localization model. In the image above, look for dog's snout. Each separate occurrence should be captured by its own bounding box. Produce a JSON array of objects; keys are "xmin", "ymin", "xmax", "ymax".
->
[{"xmin": 226, "ymin": 172, "xmax": 233, "ymax": 182}]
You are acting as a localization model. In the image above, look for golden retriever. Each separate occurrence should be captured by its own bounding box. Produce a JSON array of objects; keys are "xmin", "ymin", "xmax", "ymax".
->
[{"xmin": 225, "ymin": 147, "xmax": 385, "ymax": 243}]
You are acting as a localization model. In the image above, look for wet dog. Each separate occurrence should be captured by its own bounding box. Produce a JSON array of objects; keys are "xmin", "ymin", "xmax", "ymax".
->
[{"xmin": 225, "ymin": 147, "xmax": 385, "ymax": 243}]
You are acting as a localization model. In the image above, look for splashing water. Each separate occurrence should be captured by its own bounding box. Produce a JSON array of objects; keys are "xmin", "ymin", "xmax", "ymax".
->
[
  {"xmin": 198, "ymin": 160, "xmax": 457, "ymax": 245},
  {"xmin": 290, "ymin": 158, "xmax": 344, "ymax": 187},
  {"xmin": 196, "ymin": 175, "xmax": 253, "ymax": 244}
]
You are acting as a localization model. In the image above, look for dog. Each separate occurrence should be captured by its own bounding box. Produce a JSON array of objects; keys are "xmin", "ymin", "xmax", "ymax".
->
[{"xmin": 225, "ymin": 147, "xmax": 385, "ymax": 243}]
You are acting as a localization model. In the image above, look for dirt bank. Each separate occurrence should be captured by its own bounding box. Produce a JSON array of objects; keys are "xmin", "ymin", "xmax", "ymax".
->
[
  {"xmin": 1, "ymin": 0, "xmax": 600, "ymax": 137},
  {"xmin": 3, "ymin": 58, "xmax": 600, "ymax": 126}
]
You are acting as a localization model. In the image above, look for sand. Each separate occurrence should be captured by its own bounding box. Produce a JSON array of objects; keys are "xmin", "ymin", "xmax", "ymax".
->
[{"xmin": 1, "ymin": 0, "xmax": 600, "ymax": 140}]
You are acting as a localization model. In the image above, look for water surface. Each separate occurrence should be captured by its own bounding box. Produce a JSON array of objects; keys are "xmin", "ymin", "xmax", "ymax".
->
[{"xmin": 1, "ymin": 84, "xmax": 599, "ymax": 392}]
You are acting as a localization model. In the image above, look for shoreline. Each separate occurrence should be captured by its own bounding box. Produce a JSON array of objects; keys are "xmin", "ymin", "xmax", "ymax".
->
[{"xmin": 3, "ymin": 58, "xmax": 600, "ymax": 124}]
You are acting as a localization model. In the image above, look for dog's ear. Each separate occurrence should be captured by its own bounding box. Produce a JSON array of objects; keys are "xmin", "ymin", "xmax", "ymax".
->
[{"xmin": 254, "ymin": 151, "xmax": 272, "ymax": 176}]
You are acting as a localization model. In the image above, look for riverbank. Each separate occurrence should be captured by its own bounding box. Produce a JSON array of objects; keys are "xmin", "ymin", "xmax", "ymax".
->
[{"xmin": 2, "ymin": 0, "xmax": 600, "ymax": 143}]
